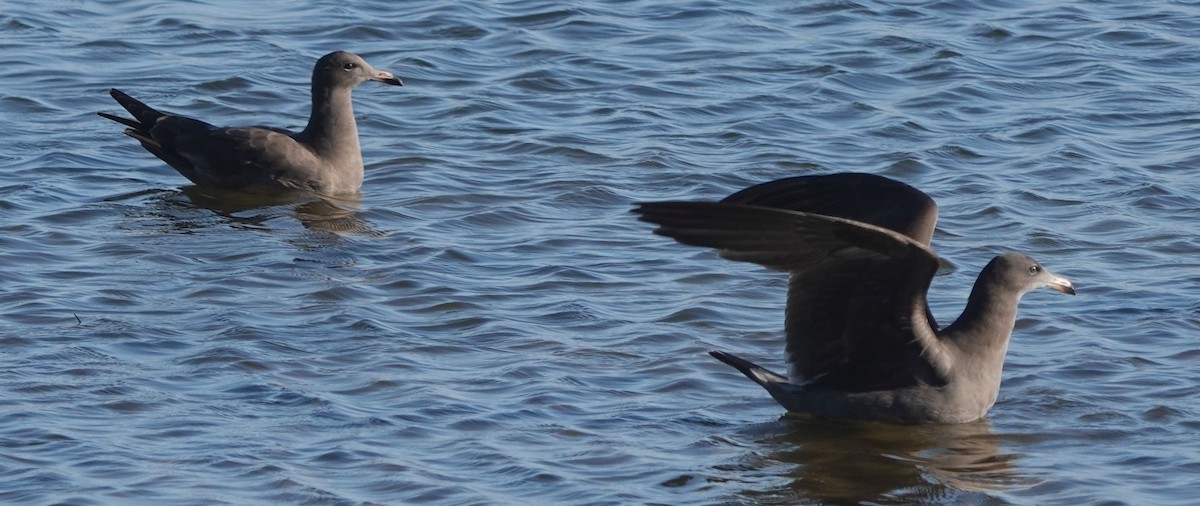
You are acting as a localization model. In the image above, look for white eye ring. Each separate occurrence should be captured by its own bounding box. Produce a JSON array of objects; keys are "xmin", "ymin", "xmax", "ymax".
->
[
  {"xmin": 342, "ymin": 62, "xmax": 356, "ymax": 71},
  {"xmin": 1028, "ymin": 265, "xmax": 1041, "ymax": 275}
]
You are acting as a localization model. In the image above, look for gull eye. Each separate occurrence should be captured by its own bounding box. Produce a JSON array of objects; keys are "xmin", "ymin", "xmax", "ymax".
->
[
  {"xmin": 1028, "ymin": 265, "xmax": 1041, "ymax": 275},
  {"xmin": 342, "ymin": 62, "xmax": 357, "ymax": 71}
]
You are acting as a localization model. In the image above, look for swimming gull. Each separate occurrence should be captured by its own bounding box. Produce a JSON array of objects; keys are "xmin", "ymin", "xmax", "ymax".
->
[
  {"xmin": 633, "ymin": 173, "xmax": 1076, "ymax": 424},
  {"xmin": 98, "ymin": 51, "xmax": 402, "ymax": 196}
]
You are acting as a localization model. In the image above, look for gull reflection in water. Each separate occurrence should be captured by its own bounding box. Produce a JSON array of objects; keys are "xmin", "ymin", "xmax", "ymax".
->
[
  {"xmin": 720, "ymin": 416, "xmax": 1040, "ymax": 504},
  {"xmin": 177, "ymin": 185, "xmax": 380, "ymax": 235}
]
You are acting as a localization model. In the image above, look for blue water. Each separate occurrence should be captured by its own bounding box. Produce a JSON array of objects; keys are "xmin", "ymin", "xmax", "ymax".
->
[{"xmin": 2, "ymin": 1, "xmax": 1199, "ymax": 504}]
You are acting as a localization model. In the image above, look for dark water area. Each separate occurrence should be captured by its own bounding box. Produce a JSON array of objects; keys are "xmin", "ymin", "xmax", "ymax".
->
[{"xmin": 2, "ymin": 1, "xmax": 1199, "ymax": 504}]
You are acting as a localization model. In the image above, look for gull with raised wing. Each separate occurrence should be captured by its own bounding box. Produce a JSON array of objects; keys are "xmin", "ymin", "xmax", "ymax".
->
[{"xmin": 634, "ymin": 173, "xmax": 1076, "ymax": 424}]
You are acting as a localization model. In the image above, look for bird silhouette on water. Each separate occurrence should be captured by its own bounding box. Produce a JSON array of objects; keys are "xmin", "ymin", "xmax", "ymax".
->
[
  {"xmin": 634, "ymin": 173, "xmax": 1076, "ymax": 423},
  {"xmin": 99, "ymin": 51, "xmax": 402, "ymax": 196}
]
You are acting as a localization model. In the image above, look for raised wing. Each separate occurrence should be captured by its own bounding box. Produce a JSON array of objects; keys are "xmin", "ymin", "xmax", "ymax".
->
[
  {"xmin": 721, "ymin": 172, "xmax": 939, "ymax": 245},
  {"xmin": 634, "ymin": 201, "xmax": 952, "ymax": 392}
]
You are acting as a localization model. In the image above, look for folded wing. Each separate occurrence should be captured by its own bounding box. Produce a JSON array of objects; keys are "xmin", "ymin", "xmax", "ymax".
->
[{"xmin": 100, "ymin": 88, "xmax": 322, "ymax": 191}]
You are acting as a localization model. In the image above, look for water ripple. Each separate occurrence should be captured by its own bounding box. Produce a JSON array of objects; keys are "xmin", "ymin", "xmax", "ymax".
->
[{"xmin": 2, "ymin": 0, "xmax": 1200, "ymax": 504}]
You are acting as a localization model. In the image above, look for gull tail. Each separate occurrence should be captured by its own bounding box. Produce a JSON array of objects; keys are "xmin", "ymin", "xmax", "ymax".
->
[
  {"xmin": 98, "ymin": 88, "xmax": 166, "ymax": 145},
  {"xmin": 709, "ymin": 350, "xmax": 788, "ymax": 388}
]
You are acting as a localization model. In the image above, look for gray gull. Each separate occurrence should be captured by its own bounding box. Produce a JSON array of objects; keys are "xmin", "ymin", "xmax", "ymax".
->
[
  {"xmin": 98, "ymin": 51, "xmax": 402, "ymax": 196},
  {"xmin": 633, "ymin": 173, "xmax": 1076, "ymax": 424}
]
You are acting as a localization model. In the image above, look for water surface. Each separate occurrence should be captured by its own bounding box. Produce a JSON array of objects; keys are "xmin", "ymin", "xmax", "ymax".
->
[{"xmin": 2, "ymin": 1, "xmax": 1199, "ymax": 504}]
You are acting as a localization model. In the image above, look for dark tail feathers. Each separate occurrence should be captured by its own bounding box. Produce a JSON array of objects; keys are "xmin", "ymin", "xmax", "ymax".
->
[
  {"xmin": 708, "ymin": 350, "xmax": 788, "ymax": 387},
  {"xmin": 97, "ymin": 88, "xmax": 164, "ymax": 133}
]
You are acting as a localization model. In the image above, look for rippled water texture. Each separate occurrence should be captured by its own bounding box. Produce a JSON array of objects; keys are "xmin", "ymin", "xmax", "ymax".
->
[{"xmin": 2, "ymin": 1, "xmax": 1199, "ymax": 504}]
